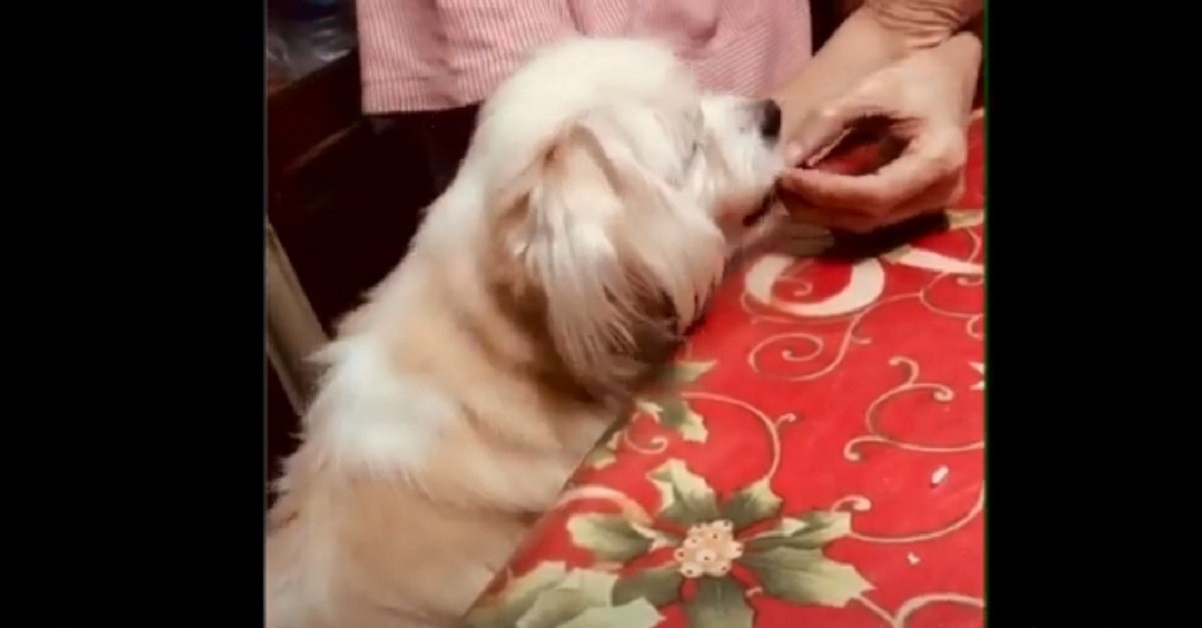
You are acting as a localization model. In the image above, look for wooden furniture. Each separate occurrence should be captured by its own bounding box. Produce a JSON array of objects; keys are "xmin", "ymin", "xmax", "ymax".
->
[
  {"xmin": 266, "ymin": 222, "xmax": 326, "ymax": 412},
  {"xmin": 266, "ymin": 50, "xmax": 443, "ymax": 485}
]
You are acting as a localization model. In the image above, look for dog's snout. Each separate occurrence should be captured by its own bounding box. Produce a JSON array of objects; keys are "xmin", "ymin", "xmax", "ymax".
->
[{"xmin": 757, "ymin": 99, "xmax": 782, "ymax": 139}]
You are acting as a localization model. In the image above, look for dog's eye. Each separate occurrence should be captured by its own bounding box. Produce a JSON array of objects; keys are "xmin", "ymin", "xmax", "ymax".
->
[{"xmin": 687, "ymin": 139, "xmax": 701, "ymax": 162}]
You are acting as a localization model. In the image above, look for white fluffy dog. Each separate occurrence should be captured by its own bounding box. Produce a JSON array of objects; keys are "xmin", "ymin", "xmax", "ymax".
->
[{"xmin": 266, "ymin": 37, "xmax": 788, "ymax": 628}]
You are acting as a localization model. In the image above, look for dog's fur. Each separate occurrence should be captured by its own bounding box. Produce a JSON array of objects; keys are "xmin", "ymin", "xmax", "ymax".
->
[{"xmin": 265, "ymin": 37, "xmax": 786, "ymax": 628}]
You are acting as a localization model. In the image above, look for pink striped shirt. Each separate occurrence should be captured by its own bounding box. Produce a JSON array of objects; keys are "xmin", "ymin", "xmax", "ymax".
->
[{"xmin": 355, "ymin": 0, "xmax": 814, "ymax": 113}]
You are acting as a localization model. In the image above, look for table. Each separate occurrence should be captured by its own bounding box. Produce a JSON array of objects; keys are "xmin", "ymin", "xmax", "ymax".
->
[{"xmin": 465, "ymin": 111, "xmax": 986, "ymax": 628}]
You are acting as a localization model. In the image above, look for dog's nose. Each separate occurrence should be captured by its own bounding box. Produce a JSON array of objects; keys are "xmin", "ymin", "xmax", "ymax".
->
[{"xmin": 758, "ymin": 99, "xmax": 782, "ymax": 139}]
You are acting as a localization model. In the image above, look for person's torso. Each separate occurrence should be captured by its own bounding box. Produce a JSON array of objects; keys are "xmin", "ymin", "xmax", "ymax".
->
[{"xmin": 357, "ymin": 0, "xmax": 814, "ymax": 112}]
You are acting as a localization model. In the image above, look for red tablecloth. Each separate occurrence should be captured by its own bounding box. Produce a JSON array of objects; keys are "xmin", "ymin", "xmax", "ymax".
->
[{"xmin": 467, "ymin": 113, "xmax": 985, "ymax": 628}]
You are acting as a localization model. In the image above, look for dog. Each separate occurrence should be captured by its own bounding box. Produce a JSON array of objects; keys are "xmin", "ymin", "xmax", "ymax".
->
[{"xmin": 265, "ymin": 37, "xmax": 788, "ymax": 628}]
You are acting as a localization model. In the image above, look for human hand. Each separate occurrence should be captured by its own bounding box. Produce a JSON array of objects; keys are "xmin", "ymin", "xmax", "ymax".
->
[{"xmin": 777, "ymin": 31, "xmax": 981, "ymax": 233}]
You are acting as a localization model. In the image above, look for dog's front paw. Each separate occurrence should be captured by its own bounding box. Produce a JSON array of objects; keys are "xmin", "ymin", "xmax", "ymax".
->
[
  {"xmin": 739, "ymin": 213, "xmax": 834, "ymax": 261},
  {"xmin": 770, "ymin": 219, "xmax": 834, "ymax": 258}
]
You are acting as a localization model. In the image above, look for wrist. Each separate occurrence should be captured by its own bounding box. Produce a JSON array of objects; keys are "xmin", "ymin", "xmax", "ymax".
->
[
  {"xmin": 774, "ymin": 10, "xmax": 912, "ymax": 138},
  {"xmin": 863, "ymin": 0, "xmax": 983, "ymax": 49}
]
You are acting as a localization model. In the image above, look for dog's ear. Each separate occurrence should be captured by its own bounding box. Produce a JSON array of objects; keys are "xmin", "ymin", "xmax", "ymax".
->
[{"xmin": 489, "ymin": 115, "xmax": 723, "ymax": 396}]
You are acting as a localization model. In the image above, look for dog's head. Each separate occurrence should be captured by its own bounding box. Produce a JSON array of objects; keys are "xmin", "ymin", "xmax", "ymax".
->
[{"xmin": 465, "ymin": 38, "xmax": 785, "ymax": 396}]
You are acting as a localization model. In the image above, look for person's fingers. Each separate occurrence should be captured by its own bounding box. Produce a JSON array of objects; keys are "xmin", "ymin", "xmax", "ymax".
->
[
  {"xmin": 888, "ymin": 172, "xmax": 963, "ymax": 215},
  {"xmin": 780, "ymin": 174, "xmax": 959, "ymax": 233},
  {"xmin": 790, "ymin": 93, "xmax": 884, "ymax": 163},
  {"xmin": 778, "ymin": 194, "xmax": 880, "ymax": 233},
  {"xmin": 779, "ymin": 177, "xmax": 957, "ymax": 232},
  {"xmin": 779, "ymin": 132, "xmax": 961, "ymax": 214}
]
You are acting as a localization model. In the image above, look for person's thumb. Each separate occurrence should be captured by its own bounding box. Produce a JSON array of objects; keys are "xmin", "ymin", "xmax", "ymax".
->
[{"xmin": 792, "ymin": 92, "xmax": 881, "ymax": 165}]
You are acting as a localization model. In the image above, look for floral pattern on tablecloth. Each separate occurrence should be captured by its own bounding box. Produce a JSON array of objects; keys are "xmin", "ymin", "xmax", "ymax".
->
[{"xmin": 466, "ymin": 112, "xmax": 986, "ymax": 628}]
